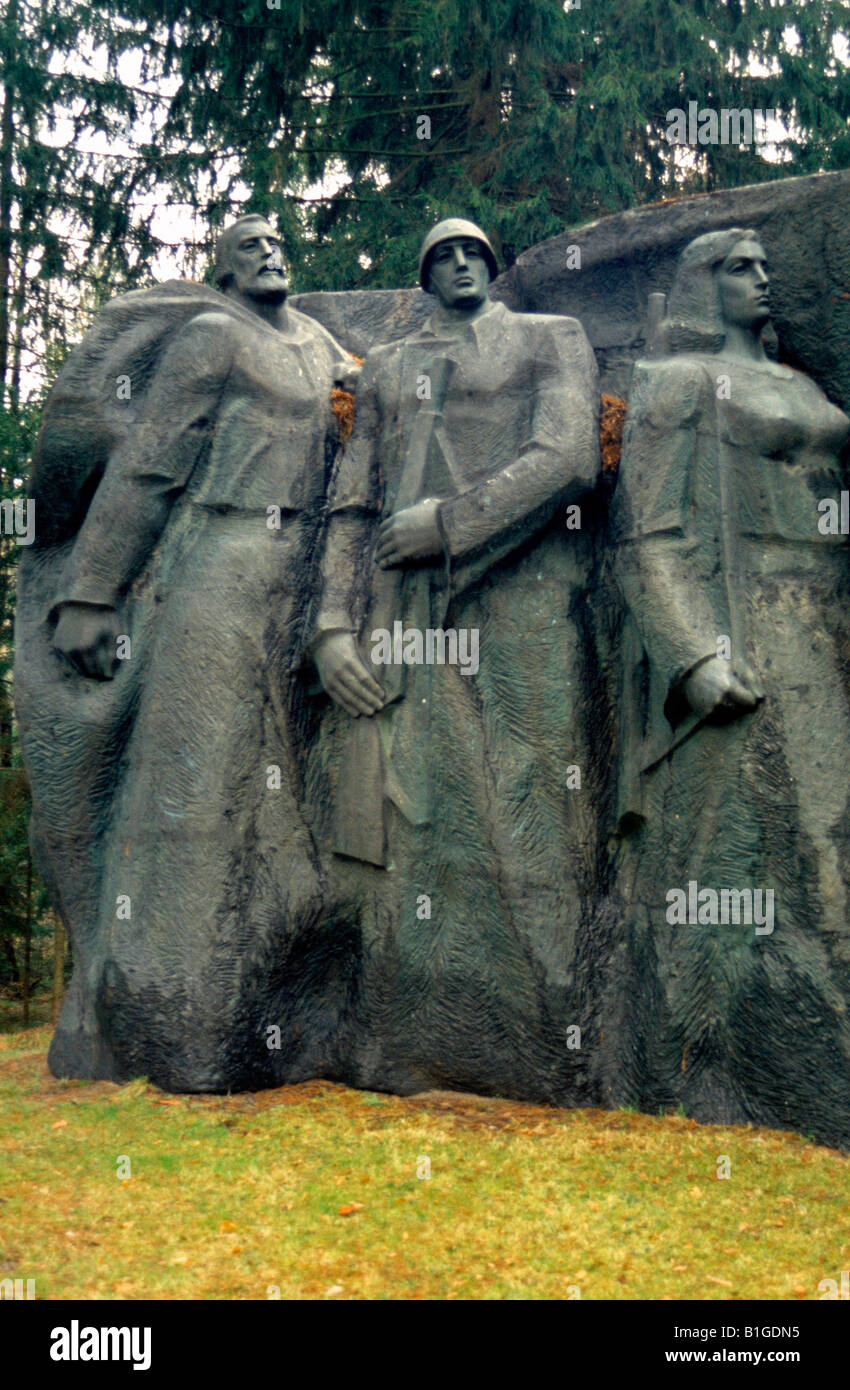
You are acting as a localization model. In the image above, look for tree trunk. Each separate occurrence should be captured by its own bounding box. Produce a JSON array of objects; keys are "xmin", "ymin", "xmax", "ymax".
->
[
  {"xmin": 21, "ymin": 847, "xmax": 31, "ymax": 1025},
  {"xmin": 9, "ymin": 243, "xmax": 27, "ymax": 403},
  {"xmin": 0, "ymin": 0, "xmax": 19, "ymax": 397},
  {"xmin": 0, "ymin": 539, "xmax": 12, "ymax": 769},
  {"xmin": 51, "ymin": 911, "xmax": 65, "ymax": 1023},
  {"xmin": 1, "ymin": 932, "xmax": 18, "ymax": 982}
]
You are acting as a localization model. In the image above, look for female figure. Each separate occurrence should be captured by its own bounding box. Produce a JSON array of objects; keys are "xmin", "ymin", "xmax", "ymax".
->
[{"xmin": 610, "ymin": 228, "xmax": 850, "ymax": 1147}]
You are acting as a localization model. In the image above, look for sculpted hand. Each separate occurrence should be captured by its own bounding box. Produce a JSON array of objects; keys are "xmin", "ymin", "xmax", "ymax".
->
[
  {"xmin": 333, "ymin": 359, "xmax": 361, "ymax": 394},
  {"xmin": 314, "ymin": 631, "xmax": 385, "ymax": 718},
  {"xmin": 375, "ymin": 499, "xmax": 442, "ymax": 568},
  {"xmin": 53, "ymin": 603, "xmax": 122, "ymax": 681},
  {"xmin": 683, "ymin": 656, "xmax": 763, "ymax": 722}
]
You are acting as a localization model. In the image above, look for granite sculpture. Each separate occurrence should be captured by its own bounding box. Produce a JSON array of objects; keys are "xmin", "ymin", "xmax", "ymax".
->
[
  {"xmin": 15, "ymin": 187, "xmax": 850, "ymax": 1149},
  {"xmin": 608, "ymin": 229, "xmax": 850, "ymax": 1147},
  {"xmin": 17, "ymin": 215, "xmax": 357, "ymax": 1089}
]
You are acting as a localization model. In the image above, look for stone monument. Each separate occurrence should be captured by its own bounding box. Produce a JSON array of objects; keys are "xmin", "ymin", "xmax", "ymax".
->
[{"xmin": 15, "ymin": 175, "xmax": 850, "ymax": 1150}]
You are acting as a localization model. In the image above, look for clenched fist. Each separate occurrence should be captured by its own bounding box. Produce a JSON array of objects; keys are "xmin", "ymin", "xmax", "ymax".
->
[
  {"xmin": 683, "ymin": 656, "xmax": 764, "ymax": 722},
  {"xmin": 53, "ymin": 602, "xmax": 123, "ymax": 681}
]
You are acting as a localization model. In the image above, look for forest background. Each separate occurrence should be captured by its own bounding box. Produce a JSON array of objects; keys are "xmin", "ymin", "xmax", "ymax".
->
[{"xmin": 1, "ymin": 0, "xmax": 848, "ymax": 1025}]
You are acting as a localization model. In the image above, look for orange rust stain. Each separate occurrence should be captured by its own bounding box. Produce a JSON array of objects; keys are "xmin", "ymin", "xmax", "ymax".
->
[
  {"xmin": 600, "ymin": 392, "xmax": 627, "ymax": 473},
  {"xmin": 331, "ymin": 387, "xmax": 356, "ymax": 443}
]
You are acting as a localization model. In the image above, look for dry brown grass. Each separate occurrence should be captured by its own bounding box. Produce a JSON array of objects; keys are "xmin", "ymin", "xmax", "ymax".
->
[{"xmin": 1, "ymin": 1025, "xmax": 847, "ymax": 1300}]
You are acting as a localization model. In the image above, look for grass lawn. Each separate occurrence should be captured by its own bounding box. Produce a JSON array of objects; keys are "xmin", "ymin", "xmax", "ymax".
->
[{"xmin": 1, "ymin": 1016, "xmax": 847, "ymax": 1301}]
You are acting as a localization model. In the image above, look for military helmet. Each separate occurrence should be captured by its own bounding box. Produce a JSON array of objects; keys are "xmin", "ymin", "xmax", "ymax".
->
[{"xmin": 418, "ymin": 218, "xmax": 498, "ymax": 291}]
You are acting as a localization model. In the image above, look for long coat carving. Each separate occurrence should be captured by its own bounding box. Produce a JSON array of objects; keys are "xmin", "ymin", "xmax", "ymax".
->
[
  {"xmin": 308, "ymin": 299, "xmax": 604, "ymax": 1102},
  {"xmin": 16, "ymin": 283, "xmax": 353, "ymax": 1091},
  {"xmin": 610, "ymin": 350, "xmax": 850, "ymax": 1147}
]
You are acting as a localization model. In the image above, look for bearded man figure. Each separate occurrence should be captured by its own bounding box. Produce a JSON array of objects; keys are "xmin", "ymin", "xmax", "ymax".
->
[{"xmin": 16, "ymin": 214, "xmax": 359, "ymax": 1091}]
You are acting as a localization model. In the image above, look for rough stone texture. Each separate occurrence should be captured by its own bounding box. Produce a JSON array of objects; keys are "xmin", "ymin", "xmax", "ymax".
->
[{"xmin": 290, "ymin": 287, "xmax": 432, "ymax": 361}]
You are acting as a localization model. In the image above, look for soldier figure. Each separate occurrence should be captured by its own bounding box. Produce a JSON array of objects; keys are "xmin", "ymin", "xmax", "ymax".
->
[{"xmin": 310, "ymin": 218, "xmax": 602, "ymax": 1099}]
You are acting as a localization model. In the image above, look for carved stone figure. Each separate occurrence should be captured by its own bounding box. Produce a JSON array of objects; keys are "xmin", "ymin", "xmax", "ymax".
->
[
  {"xmin": 609, "ymin": 228, "xmax": 850, "ymax": 1147},
  {"xmin": 16, "ymin": 215, "xmax": 355, "ymax": 1090},
  {"xmin": 307, "ymin": 218, "xmax": 602, "ymax": 1100},
  {"xmin": 16, "ymin": 177, "xmax": 850, "ymax": 1141}
]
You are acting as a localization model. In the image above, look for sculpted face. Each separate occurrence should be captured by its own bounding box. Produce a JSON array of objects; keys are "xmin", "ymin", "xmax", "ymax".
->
[
  {"xmin": 224, "ymin": 219, "xmax": 288, "ymax": 302},
  {"xmin": 426, "ymin": 237, "xmax": 490, "ymax": 310},
  {"xmin": 717, "ymin": 238, "xmax": 770, "ymax": 331}
]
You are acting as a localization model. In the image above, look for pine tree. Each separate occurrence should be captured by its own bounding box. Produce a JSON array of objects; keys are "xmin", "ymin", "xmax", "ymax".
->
[{"xmin": 127, "ymin": 0, "xmax": 848, "ymax": 288}]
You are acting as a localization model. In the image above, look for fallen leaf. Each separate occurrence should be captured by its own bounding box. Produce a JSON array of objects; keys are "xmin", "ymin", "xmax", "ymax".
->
[
  {"xmin": 705, "ymin": 1275, "xmax": 732, "ymax": 1287},
  {"xmin": 51, "ymin": 1120, "xmax": 68, "ymax": 1130},
  {"xmin": 338, "ymin": 1202, "xmax": 365, "ymax": 1217},
  {"xmin": 219, "ymin": 1221, "xmax": 237, "ymax": 1233}
]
